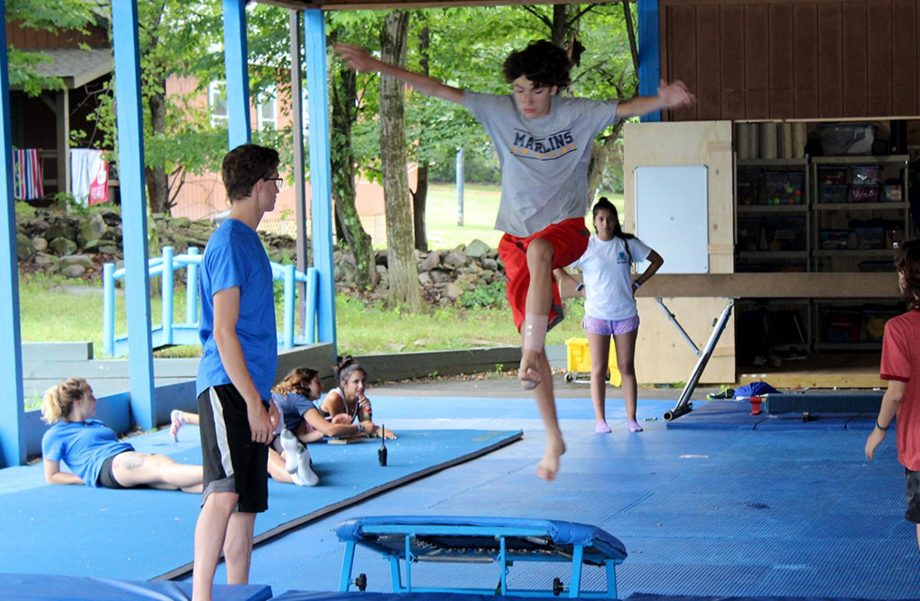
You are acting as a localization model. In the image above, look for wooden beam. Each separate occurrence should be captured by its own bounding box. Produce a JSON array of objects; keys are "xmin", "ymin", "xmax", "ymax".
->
[{"xmin": 636, "ymin": 273, "xmax": 899, "ymax": 299}]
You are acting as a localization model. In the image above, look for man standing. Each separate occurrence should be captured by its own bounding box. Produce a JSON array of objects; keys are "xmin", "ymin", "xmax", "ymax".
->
[{"xmin": 193, "ymin": 144, "xmax": 281, "ymax": 601}]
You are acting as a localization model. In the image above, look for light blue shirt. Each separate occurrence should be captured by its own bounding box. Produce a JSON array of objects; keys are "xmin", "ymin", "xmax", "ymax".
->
[{"xmin": 42, "ymin": 420, "xmax": 133, "ymax": 487}]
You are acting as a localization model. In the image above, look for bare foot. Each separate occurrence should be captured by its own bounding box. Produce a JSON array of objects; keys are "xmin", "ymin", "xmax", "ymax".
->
[
  {"xmin": 536, "ymin": 437, "xmax": 566, "ymax": 481},
  {"xmin": 519, "ymin": 350, "xmax": 542, "ymax": 390},
  {"xmin": 170, "ymin": 410, "xmax": 187, "ymax": 442}
]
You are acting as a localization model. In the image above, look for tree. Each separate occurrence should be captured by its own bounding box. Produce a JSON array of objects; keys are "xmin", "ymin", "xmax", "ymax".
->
[{"xmin": 378, "ymin": 10, "xmax": 420, "ymax": 309}]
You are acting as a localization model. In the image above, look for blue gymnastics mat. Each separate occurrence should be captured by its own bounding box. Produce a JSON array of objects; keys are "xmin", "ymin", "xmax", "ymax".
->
[
  {"xmin": 0, "ymin": 573, "xmax": 271, "ymax": 601},
  {"xmin": 0, "ymin": 427, "xmax": 521, "ymax": 582}
]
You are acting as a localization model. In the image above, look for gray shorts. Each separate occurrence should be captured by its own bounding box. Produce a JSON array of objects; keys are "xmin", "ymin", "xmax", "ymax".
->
[{"xmin": 906, "ymin": 468, "xmax": 920, "ymax": 524}]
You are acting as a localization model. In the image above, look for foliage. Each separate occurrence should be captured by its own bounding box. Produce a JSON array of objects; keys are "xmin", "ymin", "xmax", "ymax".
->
[{"xmin": 458, "ymin": 280, "xmax": 506, "ymax": 310}]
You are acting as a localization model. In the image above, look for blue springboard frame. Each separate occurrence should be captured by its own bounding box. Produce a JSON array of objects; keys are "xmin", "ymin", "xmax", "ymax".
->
[{"xmin": 335, "ymin": 516, "xmax": 627, "ymax": 598}]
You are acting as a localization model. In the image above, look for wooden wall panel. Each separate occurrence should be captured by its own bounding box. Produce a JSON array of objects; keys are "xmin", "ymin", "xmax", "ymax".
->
[
  {"xmin": 720, "ymin": 5, "xmax": 746, "ymax": 119},
  {"xmin": 817, "ymin": 2, "xmax": 844, "ymax": 117},
  {"xmin": 666, "ymin": 4, "xmax": 699, "ymax": 121},
  {"xmin": 842, "ymin": 1, "xmax": 869, "ymax": 117},
  {"xmin": 892, "ymin": 0, "xmax": 919, "ymax": 115},
  {"xmin": 743, "ymin": 4, "xmax": 770, "ymax": 119},
  {"xmin": 696, "ymin": 5, "xmax": 723, "ymax": 120},
  {"xmin": 793, "ymin": 3, "xmax": 820, "ymax": 118},
  {"xmin": 661, "ymin": 0, "xmax": 920, "ymax": 120},
  {"xmin": 867, "ymin": 2, "xmax": 894, "ymax": 116},
  {"xmin": 768, "ymin": 3, "xmax": 795, "ymax": 118}
]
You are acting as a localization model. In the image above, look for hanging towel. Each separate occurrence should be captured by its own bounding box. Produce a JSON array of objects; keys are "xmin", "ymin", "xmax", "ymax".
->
[
  {"xmin": 12, "ymin": 148, "xmax": 44, "ymax": 200},
  {"xmin": 71, "ymin": 148, "xmax": 108, "ymax": 206}
]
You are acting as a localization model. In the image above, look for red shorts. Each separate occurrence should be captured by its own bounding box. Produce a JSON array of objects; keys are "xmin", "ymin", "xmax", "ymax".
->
[{"xmin": 498, "ymin": 217, "xmax": 590, "ymax": 332}]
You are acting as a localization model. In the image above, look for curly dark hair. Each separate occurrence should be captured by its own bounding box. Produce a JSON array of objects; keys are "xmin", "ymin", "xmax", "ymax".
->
[
  {"xmin": 221, "ymin": 143, "xmax": 279, "ymax": 202},
  {"xmin": 502, "ymin": 40, "xmax": 572, "ymax": 89},
  {"xmin": 273, "ymin": 367, "xmax": 319, "ymax": 397},
  {"xmin": 895, "ymin": 239, "xmax": 920, "ymax": 309}
]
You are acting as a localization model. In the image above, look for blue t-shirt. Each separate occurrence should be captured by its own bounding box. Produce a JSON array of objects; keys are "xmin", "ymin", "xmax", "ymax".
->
[
  {"xmin": 271, "ymin": 391, "xmax": 318, "ymax": 432},
  {"xmin": 197, "ymin": 219, "xmax": 278, "ymax": 399},
  {"xmin": 41, "ymin": 420, "xmax": 134, "ymax": 487}
]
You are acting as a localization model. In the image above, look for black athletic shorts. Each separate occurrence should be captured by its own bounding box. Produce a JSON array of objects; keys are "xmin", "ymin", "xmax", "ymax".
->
[
  {"xmin": 906, "ymin": 468, "xmax": 920, "ymax": 524},
  {"xmin": 198, "ymin": 385, "xmax": 269, "ymax": 513},
  {"xmin": 97, "ymin": 453, "xmax": 127, "ymax": 489}
]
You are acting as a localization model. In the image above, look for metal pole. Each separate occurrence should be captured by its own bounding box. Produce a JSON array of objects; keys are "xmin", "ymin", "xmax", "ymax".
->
[
  {"xmin": 456, "ymin": 147, "xmax": 464, "ymax": 226},
  {"xmin": 289, "ymin": 9, "xmax": 308, "ymax": 340}
]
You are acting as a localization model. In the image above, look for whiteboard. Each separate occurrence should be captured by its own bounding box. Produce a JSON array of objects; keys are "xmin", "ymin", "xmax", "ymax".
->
[{"xmin": 634, "ymin": 165, "xmax": 709, "ymax": 274}]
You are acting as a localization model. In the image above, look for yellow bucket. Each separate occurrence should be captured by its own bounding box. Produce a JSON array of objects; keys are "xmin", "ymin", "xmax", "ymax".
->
[{"xmin": 564, "ymin": 337, "xmax": 622, "ymax": 386}]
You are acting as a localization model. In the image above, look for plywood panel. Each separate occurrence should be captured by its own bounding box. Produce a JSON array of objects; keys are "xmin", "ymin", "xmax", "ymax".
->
[
  {"xmin": 696, "ymin": 4, "xmax": 722, "ymax": 120},
  {"xmin": 842, "ymin": 1, "xmax": 869, "ymax": 117},
  {"xmin": 720, "ymin": 4, "xmax": 747, "ymax": 119},
  {"xmin": 744, "ymin": 4, "xmax": 770, "ymax": 119},
  {"xmin": 867, "ymin": 1, "xmax": 894, "ymax": 116},
  {"xmin": 793, "ymin": 3, "xmax": 820, "ymax": 118},
  {"xmin": 635, "ymin": 297, "xmax": 734, "ymax": 385},
  {"xmin": 891, "ymin": 0, "xmax": 919, "ymax": 115},
  {"xmin": 768, "ymin": 3, "xmax": 795, "ymax": 118},
  {"xmin": 817, "ymin": 2, "xmax": 844, "ymax": 117},
  {"xmin": 623, "ymin": 121, "xmax": 735, "ymax": 384}
]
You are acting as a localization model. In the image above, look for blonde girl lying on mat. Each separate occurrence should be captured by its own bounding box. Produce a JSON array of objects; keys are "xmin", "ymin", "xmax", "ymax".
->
[
  {"xmin": 41, "ymin": 377, "xmax": 203, "ymax": 493},
  {"xmin": 320, "ymin": 356, "xmax": 396, "ymax": 439}
]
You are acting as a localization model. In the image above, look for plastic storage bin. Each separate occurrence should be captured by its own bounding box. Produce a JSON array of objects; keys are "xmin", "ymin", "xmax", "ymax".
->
[
  {"xmin": 763, "ymin": 171, "xmax": 804, "ymax": 205},
  {"xmin": 848, "ymin": 185, "xmax": 881, "ymax": 203},
  {"xmin": 564, "ymin": 337, "xmax": 622, "ymax": 386},
  {"xmin": 819, "ymin": 123, "xmax": 876, "ymax": 155},
  {"xmin": 819, "ymin": 184, "xmax": 848, "ymax": 203}
]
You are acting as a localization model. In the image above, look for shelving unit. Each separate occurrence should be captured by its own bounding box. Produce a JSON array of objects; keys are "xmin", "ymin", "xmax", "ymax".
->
[
  {"xmin": 735, "ymin": 158, "xmax": 809, "ymax": 273},
  {"xmin": 734, "ymin": 143, "xmax": 914, "ymax": 360},
  {"xmin": 811, "ymin": 155, "xmax": 910, "ymax": 274}
]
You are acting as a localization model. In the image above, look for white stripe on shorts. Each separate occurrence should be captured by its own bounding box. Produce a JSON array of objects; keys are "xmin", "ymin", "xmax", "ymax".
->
[{"xmin": 208, "ymin": 387, "xmax": 235, "ymax": 478}]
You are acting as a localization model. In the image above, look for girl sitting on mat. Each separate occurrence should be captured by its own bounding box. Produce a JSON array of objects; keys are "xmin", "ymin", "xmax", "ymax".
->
[
  {"xmin": 271, "ymin": 366, "xmax": 368, "ymax": 443},
  {"xmin": 555, "ymin": 198, "xmax": 663, "ymax": 434},
  {"xmin": 171, "ymin": 370, "xmax": 325, "ymax": 486},
  {"xmin": 320, "ymin": 356, "xmax": 396, "ymax": 439},
  {"xmin": 41, "ymin": 377, "xmax": 203, "ymax": 492}
]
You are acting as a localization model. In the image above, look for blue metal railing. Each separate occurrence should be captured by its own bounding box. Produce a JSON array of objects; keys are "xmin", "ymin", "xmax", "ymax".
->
[{"xmin": 102, "ymin": 246, "xmax": 317, "ymax": 357}]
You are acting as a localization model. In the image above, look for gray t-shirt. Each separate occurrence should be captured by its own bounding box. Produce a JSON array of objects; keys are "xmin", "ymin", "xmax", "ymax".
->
[{"xmin": 463, "ymin": 92, "xmax": 619, "ymax": 237}]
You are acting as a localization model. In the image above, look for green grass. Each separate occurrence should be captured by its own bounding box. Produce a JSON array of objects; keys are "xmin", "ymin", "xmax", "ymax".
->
[
  {"xmin": 18, "ymin": 185, "xmax": 618, "ymax": 356},
  {"xmin": 422, "ymin": 183, "xmax": 624, "ymax": 249}
]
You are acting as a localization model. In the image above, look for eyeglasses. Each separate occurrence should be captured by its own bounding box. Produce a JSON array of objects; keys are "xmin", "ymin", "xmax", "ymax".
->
[{"xmin": 263, "ymin": 177, "xmax": 284, "ymax": 190}]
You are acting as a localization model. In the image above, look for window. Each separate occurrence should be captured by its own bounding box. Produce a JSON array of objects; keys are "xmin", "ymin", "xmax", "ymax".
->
[
  {"xmin": 208, "ymin": 81, "xmax": 227, "ymax": 127},
  {"xmin": 256, "ymin": 96, "xmax": 277, "ymax": 131}
]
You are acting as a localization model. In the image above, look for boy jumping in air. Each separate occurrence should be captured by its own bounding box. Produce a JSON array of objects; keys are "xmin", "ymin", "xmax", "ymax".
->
[{"xmin": 337, "ymin": 40, "xmax": 693, "ymax": 480}]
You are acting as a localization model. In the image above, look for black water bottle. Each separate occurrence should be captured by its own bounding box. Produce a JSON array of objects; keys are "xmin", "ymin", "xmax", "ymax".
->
[{"xmin": 377, "ymin": 425, "xmax": 388, "ymax": 466}]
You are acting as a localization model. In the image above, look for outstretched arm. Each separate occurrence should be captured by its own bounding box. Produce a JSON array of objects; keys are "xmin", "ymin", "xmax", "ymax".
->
[
  {"xmin": 335, "ymin": 43, "xmax": 465, "ymax": 105},
  {"xmin": 616, "ymin": 80, "xmax": 695, "ymax": 119}
]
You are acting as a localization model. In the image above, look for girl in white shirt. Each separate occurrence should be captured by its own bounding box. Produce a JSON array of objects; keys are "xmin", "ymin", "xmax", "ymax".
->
[{"xmin": 556, "ymin": 198, "xmax": 663, "ymax": 434}]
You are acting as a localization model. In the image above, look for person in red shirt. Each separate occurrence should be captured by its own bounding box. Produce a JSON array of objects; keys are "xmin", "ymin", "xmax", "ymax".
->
[{"xmin": 865, "ymin": 239, "xmax": 920, "ymax": 549}]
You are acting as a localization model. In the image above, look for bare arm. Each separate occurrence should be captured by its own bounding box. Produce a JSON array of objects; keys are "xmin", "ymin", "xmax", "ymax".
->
[
  {"xmin": 304, "ymin": 408, "xmax": 362, "ymax": 438},
  {"xmin": 635, "ymin": 249, "xmax": 664, "ymax": 287},
  {"xmin": 212, "ymin": 287, "xmax": 273, "ymax": 444},
  {"xmin": 616, "ymin": 80, "xmax": 695, "ymax": 119},
  {"xmin": 865, "ymin": 379, "xmax": 905, "ymax": 461},
  {"xmin": 554, "ymin": 268, "xmax": 584, "ymax": 297},
  {"xmin": 44, "ymin": 458, "xmax": 84, "ymax": 485},
  {"xmin": 335, "ymin": 43, "xmax": 465, "ymax": 105}
]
